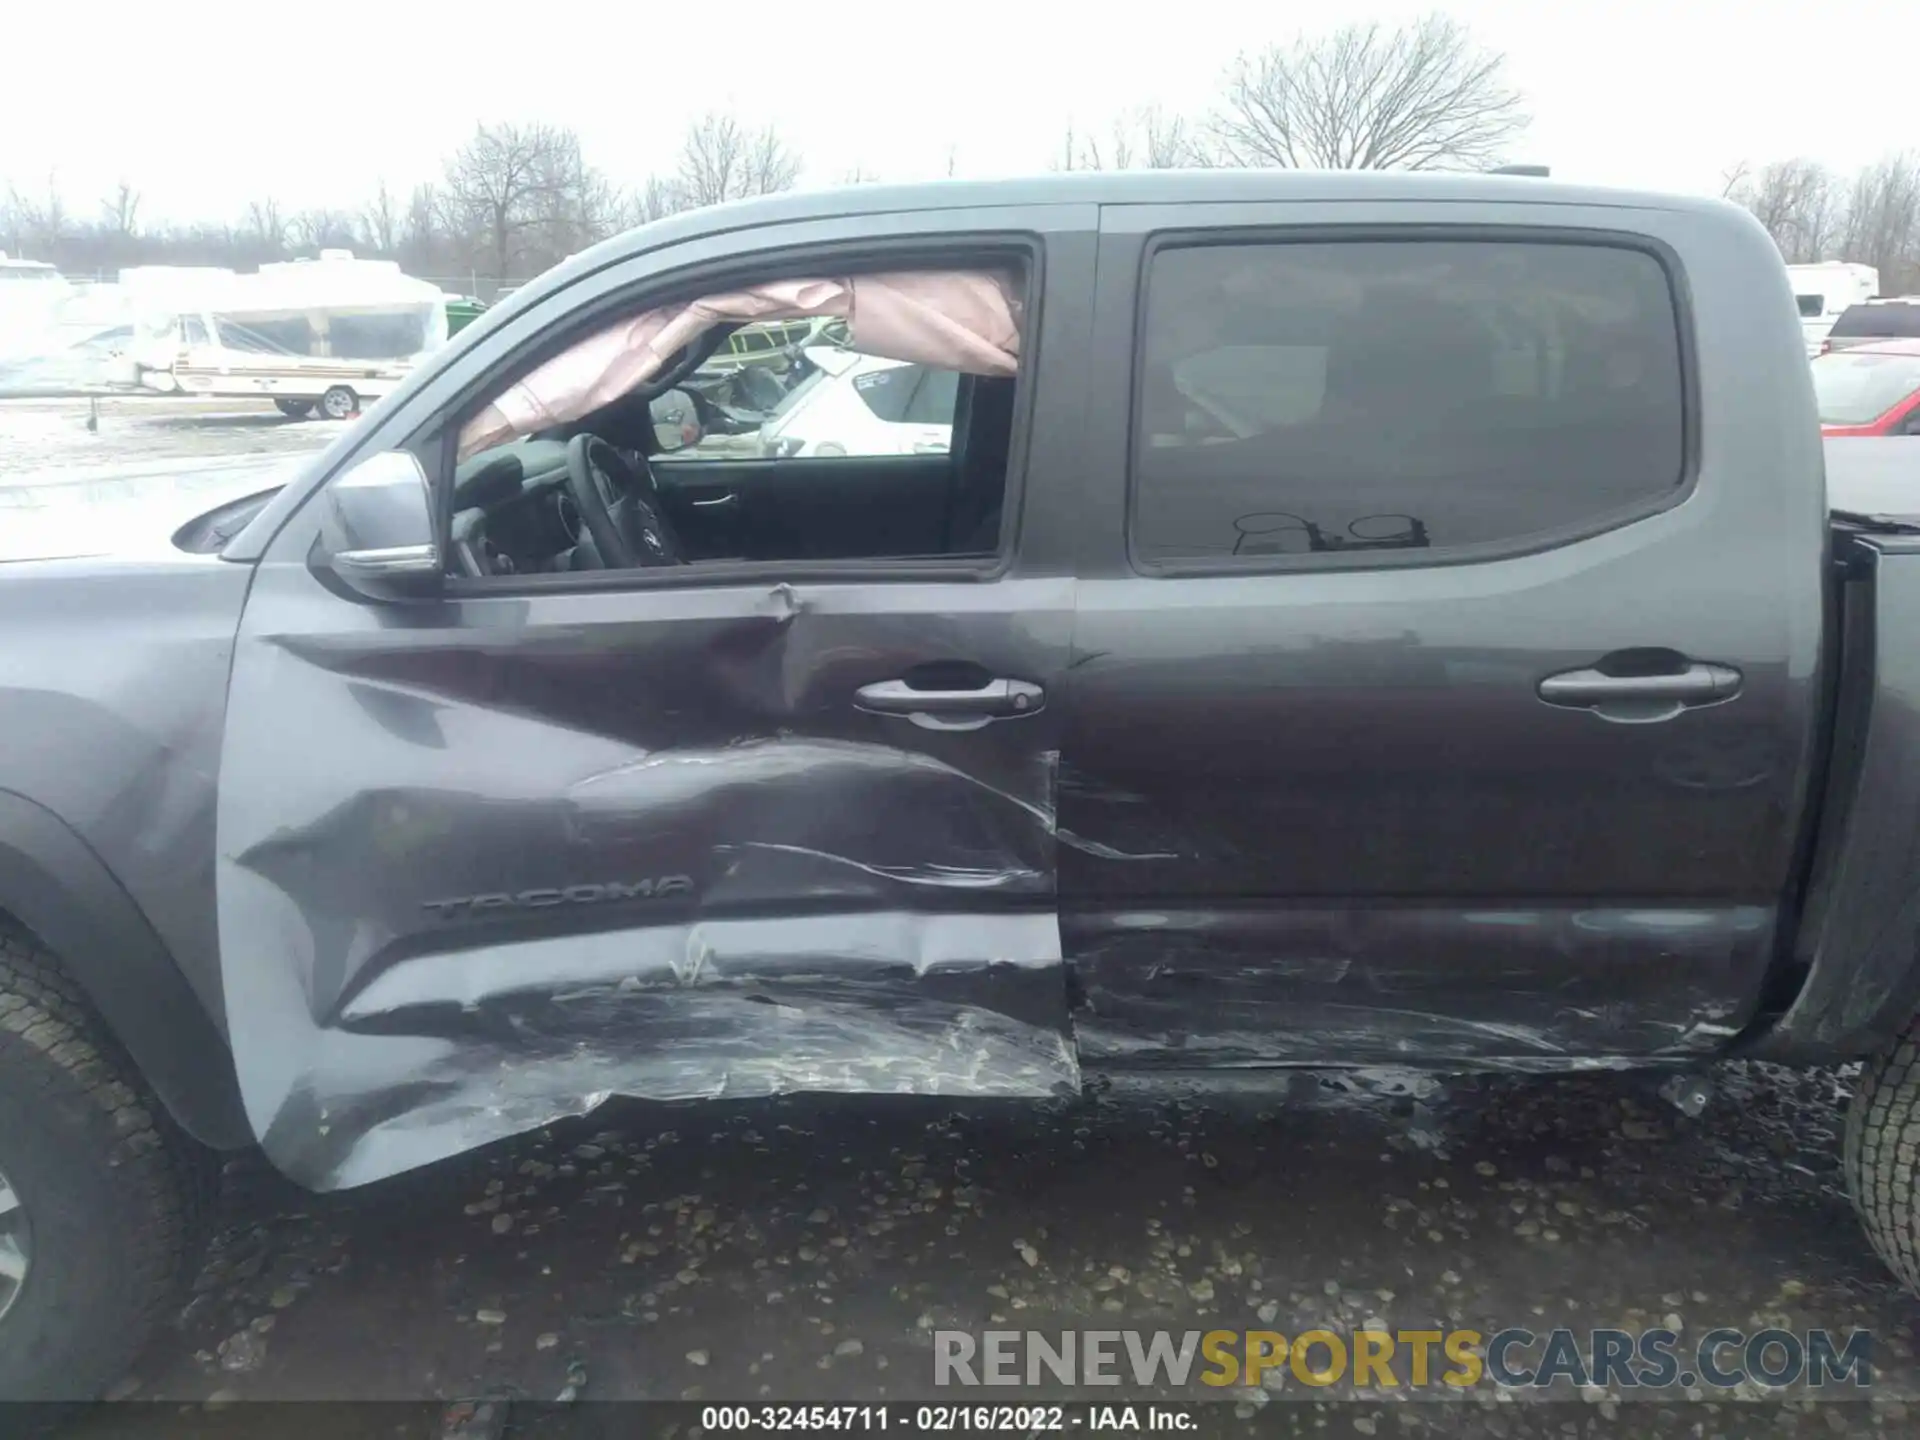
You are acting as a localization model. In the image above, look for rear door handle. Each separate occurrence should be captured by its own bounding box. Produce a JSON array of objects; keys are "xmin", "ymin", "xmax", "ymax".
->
[
  {"xmin": 689, "ymin": 492, "xmax": 739, "ymax": 510},
  {"xmin": 1538, "ymin": 660, "xmax": 1742, "ymax": 721},
  {"xmin": 854, "ymin": 677, "xmax": 1045, "ymax": 720}
]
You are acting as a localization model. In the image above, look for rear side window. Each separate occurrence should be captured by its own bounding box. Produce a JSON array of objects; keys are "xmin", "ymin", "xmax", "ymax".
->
[
  {"xmin": 1830, "ymin": 304, "xmax": 1920, "ymax": 339},
  {"xmin": 1130, "ymin": 238, "xmax": 1688, "ymax": 567},
  {"xmin": 215, "ymin": 314, "xmax": 316, "ymax": 355},
  {"xmin": 1797, "ymin": 294, "xmax": 1825, "ymax": 318}
]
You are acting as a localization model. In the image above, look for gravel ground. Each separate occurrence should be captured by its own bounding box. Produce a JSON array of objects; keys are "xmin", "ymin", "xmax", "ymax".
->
[{"xmin": 46, "ymin": 1062, "xmax": 1918, "ymax": 1438}]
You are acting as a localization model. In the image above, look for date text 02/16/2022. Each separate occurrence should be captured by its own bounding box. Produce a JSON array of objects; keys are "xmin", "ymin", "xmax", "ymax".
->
[{"xmin": 697, "ymin": 1405, "xmax": 1190, "ymax": 1430}]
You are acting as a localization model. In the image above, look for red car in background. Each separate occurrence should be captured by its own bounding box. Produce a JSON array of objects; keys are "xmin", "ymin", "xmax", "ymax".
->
[{"xmin": 1814, "ymin": 338, "xmax": 1920, "ymax": 436}]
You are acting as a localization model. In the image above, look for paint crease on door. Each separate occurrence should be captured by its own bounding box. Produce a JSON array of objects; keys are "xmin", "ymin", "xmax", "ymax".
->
[{"xmin": 218, "ymin": 584, "xmax": 1077, "ymax": 1190}]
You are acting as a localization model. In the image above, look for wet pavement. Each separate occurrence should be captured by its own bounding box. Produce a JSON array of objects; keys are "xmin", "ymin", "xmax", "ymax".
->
[
  {"xmin": 0, "ymin": 397, "xmax": 338, "ymax": 488},
  {"xmin": 0, "ymin": 394, "xmax": 761, "ymax": 495},
  {"xmin": 48, "ymin": 1062, "xmax": 1919, "ymax": 1436}
]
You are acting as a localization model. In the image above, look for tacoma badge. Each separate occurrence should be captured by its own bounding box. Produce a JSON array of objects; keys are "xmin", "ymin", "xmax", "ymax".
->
[{"xmin": 422, "ymin": 876, "xmax": 695, "ymax": 920}]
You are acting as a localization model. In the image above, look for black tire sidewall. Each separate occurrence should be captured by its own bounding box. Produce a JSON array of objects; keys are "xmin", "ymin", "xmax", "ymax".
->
[
  {"xmin": 321, "ymin": 387, "xmax": 355, "ymax": 419},
  {"xmin": 0, "ymin": 1042, "xmax": 169, "ymax": 1399}
]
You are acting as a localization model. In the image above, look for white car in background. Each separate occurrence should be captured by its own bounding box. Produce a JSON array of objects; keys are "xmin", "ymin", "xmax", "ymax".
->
[{"xmin": 757, "ymin": 347, "xmax": 955, "ymax": 458}]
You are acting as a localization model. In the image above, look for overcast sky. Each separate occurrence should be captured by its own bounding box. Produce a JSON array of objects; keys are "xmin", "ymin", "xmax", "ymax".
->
[{"xmin": 3, "ymin": 0, "xmax": 1909, "ymax": 225}]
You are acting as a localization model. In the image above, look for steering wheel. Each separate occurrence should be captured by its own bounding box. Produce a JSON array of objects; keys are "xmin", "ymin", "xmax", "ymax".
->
[{"xmin": 563, "ymin": 433, "xmax": 686, "ymax": 569}]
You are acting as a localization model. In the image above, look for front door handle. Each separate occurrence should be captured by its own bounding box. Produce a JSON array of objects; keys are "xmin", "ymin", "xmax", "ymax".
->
[
  {"xmin": 1538, "ymin": 659, "xmax": 1742, "ymax": 722},
  {"xmin": 854, "ymin": 677, "xmax": 1045, "ymax": 720}
]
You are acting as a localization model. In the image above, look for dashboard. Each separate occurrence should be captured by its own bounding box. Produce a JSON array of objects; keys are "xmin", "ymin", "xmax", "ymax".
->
[
  {"xmin": 451, "ymin": 483, "xmax": 583, "ymax": 577},
  {"xmin": 448, "ymin": 436, "xmax": 635, "ymax": 577}
]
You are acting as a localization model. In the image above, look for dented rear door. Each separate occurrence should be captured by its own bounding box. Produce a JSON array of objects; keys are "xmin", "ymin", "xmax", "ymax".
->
[{"xmin": 215, "ymin": 206, "xmax": 1097, "ymax": 1189}]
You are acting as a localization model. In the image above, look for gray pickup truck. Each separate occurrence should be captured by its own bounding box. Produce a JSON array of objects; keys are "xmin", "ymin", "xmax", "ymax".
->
[{"xmin": 2, "ymin": 170, "xmax": 1918, "ymax": 1399}]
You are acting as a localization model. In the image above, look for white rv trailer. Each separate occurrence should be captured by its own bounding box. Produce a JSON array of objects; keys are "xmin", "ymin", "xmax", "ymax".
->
[
  {"xmin": 0, "ymin": 253, "xmax": 67, "ymax": 288},
  {"xmin": 1786, "ymin": 262, "xmax": 1880, "ymax": 358},
  {"xmin": 125, "ymin": 251, "xmax": 450, "ymax": 417},
  {"xmin": 0, "ymin": 254, "xmax": 79, "ymax": 361}
]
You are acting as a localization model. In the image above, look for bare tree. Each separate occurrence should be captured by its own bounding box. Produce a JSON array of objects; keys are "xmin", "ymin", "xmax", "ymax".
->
[
  {"xmin": 1718, "ymin": 149, "xmax": 1920, "ymax": 292},
  {"xmin": 399, "ymin": 183, "xmax": 441, "ymax": 270},
  {"xmin": 40, "ymin": 176, "xmax": 67, "ymax": 248},
  {"xmin": 1058, "ymin": 105, "xmax": 1207, "ymax": 171},
  {"xmin": 1054, "ymin": 123, "xmax": 1097, "ymax": 173},
  {"xmin": 1840, "ymin": 154, "xmax": 1920, "ymax": 294},
  {"xmin": 363, "ymin": 179, "xmax": 400, "ymax": 255},
  {"xmin": 441, "ymin": 122, "xmax": 571, "ymax": 279},
  {"xmin": 242, "ymin": 197, "xmax": 285, "ymax": 257},
  {"xmin": 0, "ymin": 184, "xmax": 26, "ymax": 254},
  {"xmin": 1725, "ymin": 159, "xmax": 1840, "ymax": 262},
  {"xmin": 8, "ymin": 174, "xmax": 72, "ymax": 250},
  {"xmin": 289, "ymin": 209, "xmax": 358, "ymax": 253},
  {"xmin": 1055, "ymin": 118, "xmax": 1143, "ymax": 173},
  {"xmin": 1139, "ymin": 106, "xmax": 1205, "ymax": 168},
  {"xmin": 742, "ymin": 123, "xmax": 802, "ymax": 196},
  {"xmin": 629, "ymin": 175, "xmax": 687, "ymax": 226},
  {"xmin": 525, "ymin": 131, "xmax": 623, "ymax": 261},
  {"xmin": 1210, "ymin": 13, "xmax": 1527, "ymax": 171},
  {"xmin": 3, "ymin": 181, "xmax": 51, "ymax": 253},
  {"xmin": 675, "ymin": 113, "xmax": 801, "ymax": 209},
  {"xmin": 101, "ymin": 182, "xmax": 140, "ymax": 239}
]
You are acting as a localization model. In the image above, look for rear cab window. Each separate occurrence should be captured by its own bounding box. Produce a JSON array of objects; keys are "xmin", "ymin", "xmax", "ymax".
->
[
  {"xmin": 1129, "ymin": 236, "xmax": 1690, "ymax": 568},
  {"xmin": 1829, "ymin": 304, "xmax": 1920, "ymax": 339}
]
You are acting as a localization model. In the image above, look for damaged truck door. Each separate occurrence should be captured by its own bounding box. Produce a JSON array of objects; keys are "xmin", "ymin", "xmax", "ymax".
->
[
  {"xmin": 215, "ymin": 205, "xmax": 1097, "ymax": 1188},
  {"xmin": 1061, "ymin": 205, "xmax": 1822, "ymax": 1069}
]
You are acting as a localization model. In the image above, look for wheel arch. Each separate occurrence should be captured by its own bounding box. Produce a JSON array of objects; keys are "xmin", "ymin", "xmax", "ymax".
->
[{"xmin": 0, "ymin": 791, "xmax": 251, "ymax": 1150}]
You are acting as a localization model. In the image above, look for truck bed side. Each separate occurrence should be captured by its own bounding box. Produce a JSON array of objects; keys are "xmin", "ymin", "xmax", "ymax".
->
[{"xmin": 1753, "ymin": 527, "xmax": 1920, "ymax": 1059}]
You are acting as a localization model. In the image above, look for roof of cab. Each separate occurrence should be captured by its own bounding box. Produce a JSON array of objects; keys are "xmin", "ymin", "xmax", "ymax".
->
[{"xmin": 484, "ymin": 169, "xmax": 1751, "ymax": 333}]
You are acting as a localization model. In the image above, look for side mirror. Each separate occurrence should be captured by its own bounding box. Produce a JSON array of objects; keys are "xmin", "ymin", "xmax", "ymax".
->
[{"xmin": 319, "ymin": 450, "xmax": 442, "ymax": 601}]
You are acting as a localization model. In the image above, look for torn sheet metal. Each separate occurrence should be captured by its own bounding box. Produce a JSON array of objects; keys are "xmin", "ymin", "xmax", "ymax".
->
[
  {"xmin": 215, "ymin": 572, "xmax": 1078, "ymax": 1190},
  {"xmin": 260, "ymin": 911, "xmax": 1073, "ymax": 1191}
]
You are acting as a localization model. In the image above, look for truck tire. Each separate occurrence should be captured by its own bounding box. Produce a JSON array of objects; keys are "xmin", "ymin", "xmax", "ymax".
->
[
  {"xmin": 274, "ymin": 398, "xmax": 314, "ymax": 419},
  {"xmin": 0, "ymin": 927, "xmax": 203, "ymax": 1400},
  {"xmin": 1845, "ymin": 1018, "xmax": 1920, "ymax": 1293},
  {"xmin": 319, "ymin": 386, "xmax": 357, "ymax": 421}
]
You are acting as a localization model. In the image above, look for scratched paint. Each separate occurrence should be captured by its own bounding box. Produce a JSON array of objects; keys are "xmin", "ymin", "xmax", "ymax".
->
[
  {"xmin": 1067, "ymin": 905, "xmax": 1773, "ymax": 1069},
  {"xmin": 217, "ymin": 564, "xmax": 1081, "ymax": 1189}
]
